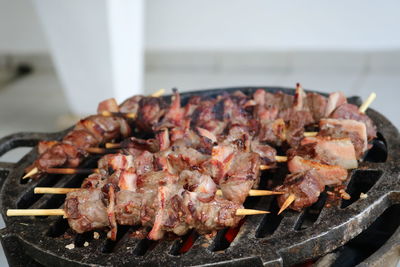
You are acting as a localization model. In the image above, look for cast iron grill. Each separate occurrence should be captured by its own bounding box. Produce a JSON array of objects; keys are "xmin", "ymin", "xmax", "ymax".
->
[{"xmin": 0, "ymin": 87, "xmax": 399, "ymax": 267}]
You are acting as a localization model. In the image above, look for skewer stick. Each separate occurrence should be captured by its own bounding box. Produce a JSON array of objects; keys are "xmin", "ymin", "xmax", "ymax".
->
[
  {"xmin": 277, "ymin": 193, "xmax": 296, "ymax": 215},
  {"xmin": 34, "ymin": 187, "xmax": 80, "ymax": 194},
  {"xmin": 7, "ymin": 209, "xmax": 65, "ymax": 217},
  {"xmin": 303, "ymin": 132, "xmax": 318, "ymax": 137},
  {"xmin": 236, "ymin": 209, "xmax": 269, "ymax": 216},
  {"xmin": 27, "ymin": 163, "xmax": 283, "ymax": 175},
  {"xmin": 105, "ymin": 143, "xmax": 122, "ymax": 149},
  {"xmin": 36, "ymin": 187, "xmax": 284, "ymax": 196},
  {"xmin": 151, "ymin": 88, "xmax": 165, "ymax": 97},
  {"xmin": 23, "ymin": 167, "xmax": 38, "ymax": 179},
  {"xmin": 275, "ymin": 156, "xmax": 288, "ymax": 163},
  {"xmin": 7, "ymin": 208, "xmax": 267, "ymax": 217},
  {"xmin": 46, "ymin": 168, "xmax": 100, "ymax": 175},
  {"xmin": 359, "ymin": 92, "xmax": 376, "ymax": 114}
]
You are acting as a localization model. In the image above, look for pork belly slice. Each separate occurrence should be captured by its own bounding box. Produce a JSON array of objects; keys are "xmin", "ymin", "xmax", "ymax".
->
[
  {"xmin": 319, "ymin": 118, "xmax": 368, "ymax": 159},
  {"xmin": 325, "ymin": 91, "xmax": 347, "ymax": 117},
  {"xmin": 288, "ymin": 156, "xmax": 348, "ymax": 186},
  {"xmin": 299, "ymin": 136, "xmax": 358, "ymax": 169},
  {"xmin": 276, "ymin": 170, "xmax": 325, "ymax": 212},
  {"xmin": 330, "ymin": 103, "xmax": 377, "ymax": 141},
  {"xmin": 97, "ymin": 98, "xmax": 119, "ymax": 113},
  {"xmin": 97, "ymin": 153, "xmax": 134, "ymax": 172}
]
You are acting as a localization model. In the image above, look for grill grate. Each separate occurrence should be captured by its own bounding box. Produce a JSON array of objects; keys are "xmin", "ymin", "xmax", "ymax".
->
[{"xmin": 0, "ymin": 87, "xmax": 399, "ymax": 266}]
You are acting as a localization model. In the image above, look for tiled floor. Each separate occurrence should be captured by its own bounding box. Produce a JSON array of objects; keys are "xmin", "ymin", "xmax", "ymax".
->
[{"xmin": 0, "ymin": 52, "xmax": 399, "ymax": 265}]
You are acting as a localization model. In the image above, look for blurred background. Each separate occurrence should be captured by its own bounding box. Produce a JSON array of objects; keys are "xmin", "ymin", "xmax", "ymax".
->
[
  {"xmin": 0, "ymin": 1, "xmax": 399, "ymax": 265},
  {"xmin": 1, "ymin": 0, "xmax": 400, "ymax": 140}
]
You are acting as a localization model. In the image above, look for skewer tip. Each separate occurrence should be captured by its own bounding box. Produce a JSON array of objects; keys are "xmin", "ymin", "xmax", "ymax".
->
[
  {"xmin": 359, "ymin": 92, "xmax": 377, "ymax": 113},
  {"xmin": 151, "ymin": 88, "xmax": 165, "ymax": 97},
  {"xmin": 278, "ymin": 194, "xmax": 296, "ymax": 215},
  {"xmin": 236, "ymin": 209, "xmax": 270, "ymax": 216},
  {"xmin": 22, "ymin": 167, "xmax": 38, "ymax": 179}
]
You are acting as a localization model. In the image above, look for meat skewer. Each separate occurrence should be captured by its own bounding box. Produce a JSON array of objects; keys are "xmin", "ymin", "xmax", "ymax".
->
[
  {"xmin": 276, "ymin": 92, "xmax": 377, "ymax": 214},
  {"xmin": 7, "ymin": 208, "xmax": 268, "ymax": 217},
  {"xmin": 23, "ymin": 89, "xmax": 166, "ymax": 180},
  {"xmin": 33, "ymin": 187, "xmax": 285, "ymax": 196}
]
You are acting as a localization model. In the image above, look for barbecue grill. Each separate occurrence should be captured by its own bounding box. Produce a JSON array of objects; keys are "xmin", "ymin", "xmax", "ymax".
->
[{"xmin": 0, "ymin": 87, "xmax": 398, "ymax": 267}]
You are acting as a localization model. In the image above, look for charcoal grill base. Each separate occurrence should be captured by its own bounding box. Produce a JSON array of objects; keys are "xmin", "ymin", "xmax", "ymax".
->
[{"xmin": 0, "ymin": 86, "xmax": 399, "ymax": 267}]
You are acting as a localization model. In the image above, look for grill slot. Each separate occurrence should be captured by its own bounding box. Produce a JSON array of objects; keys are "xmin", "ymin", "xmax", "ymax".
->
[
  {"xmin": 170, "ymin": 230, "xmax": 199, "ymax": 255},
  {"xmin": 101, "ymin": 225, "xmax": 131, "ymax": 253},
  {"xmin": 331, "ymin": 204, "xmax": 400, "ymax": 267},
  {"xmin": 256, "ymin": 198, "xmax": 283, "ymax": 238},
  {"xmin": 210, "ymin": 219, "xmax": 246, "ymax": 252},
  {"xmin": 341, "ymin": 170, "xmax": 383, "ymax": 209},
  {"xmin": 75, "ymin": 231, "xmax": 94, "ymax": 247},
  {"xmin": 364, "ymin": 132, "xmax": 388, "ymax": 163},
  {"xmin": 133, "ymin": 238, "xmax": 157, "ymax": 256},
  {"xmin": 17, "ymin": 174, "xmax": 61, "ymax": 208},
  {"xmin": 294, "ymin": 192, "xmax": 327, "ymax": 231},
  {"xmin": 46, "ymin": 217, "xmax": 70, "ymax": 238}
]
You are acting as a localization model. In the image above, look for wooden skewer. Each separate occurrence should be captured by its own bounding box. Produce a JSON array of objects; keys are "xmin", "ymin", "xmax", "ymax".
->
[
  {"xmin": 7, "ymin": 208, "xmax": 267, "ymax": 217},
  {"xmin": 35, "ymin": 187, "xmax": 284, "ymax": 196},
  {"xmin": 303, "ymin": 132, "xmax": 318, "ymax": 137},
  {"xmin": 34, "ymin": 187, "xmax": 80, "ymax": 194},
  {"xmin": 23, "ymin": 167, "xmax": 39, "ymax": 179},
  {"xmin": 25, "ymin": 161, "xmax": 284, "ymax": 176},
  {"xmin": 277, "ymin": 193, "xmax": 296, "ymax": 215},
  {"xmin": 46, "ymin": 168, "xmax": 100, "ymax": 175},
  {"xmin": 359, "ymin": 92, "xmax": 376, "ymax": 114},
  {"xmin": 7, "ymin": 209, "xmax": 65, "ymax": 217}
]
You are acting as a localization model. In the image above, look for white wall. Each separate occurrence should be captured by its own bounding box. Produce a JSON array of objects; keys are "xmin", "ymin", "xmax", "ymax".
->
[
  {"xmin": 146, "ymin": 0, "xmax": 400, "ymax": 51},
  {"xmin": 1, "ymin": 0, "xmax": 400, "ymax": 54},
  {"xmin": 0, "ymin": 0, "xmax": 47, "ymax": 54}
]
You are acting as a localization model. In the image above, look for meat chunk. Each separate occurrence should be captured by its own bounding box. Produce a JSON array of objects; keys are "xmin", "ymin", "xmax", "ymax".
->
[
  {"xmin": 330, "ymin": 103, "xmax": 377, "ymax": 141},
  {"xmin": 64, "ymin": 189, "xmax": 109, "ymax": 233},
  {"xmin": 306, "ymin": 93, "xmax": 328, "ymax": 122},
  {"xmin": 319, "ymin": 118, "xmax": 368, "ymax": 159},
  {"xmin": 288, "ymin": 156, "xmax": 348, "ymax": 186},
  {"xmin": 219, "ymin": 152, "xmax": 261, "ymax": 203},
  {"xmin": 136, "ymin": 97, "xmax": 166, "ymax": 132},
  {"xmin": 97, "ymin": 98, "xmax": 119, "ymax": 113},
  {"xmin": 325, "ymin": 91, "xmax": 347, "ymax": 117},
  {"xmin": 276, "ymin": 170, "xmax": 325, "ymax": 211},
  {"xmin": 296, "ymin": 136, "xmax": 358, "ymax": 169}
]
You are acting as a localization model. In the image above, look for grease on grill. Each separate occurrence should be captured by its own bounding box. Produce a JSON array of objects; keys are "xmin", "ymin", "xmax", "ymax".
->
[{"xmin": 341, "ymin": 170, "xmax": 382, "ymax": 209}]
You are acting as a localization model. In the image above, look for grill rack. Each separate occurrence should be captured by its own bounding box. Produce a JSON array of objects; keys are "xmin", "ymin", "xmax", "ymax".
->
[{"xmin": 0, "ymin": 86, "xmax": 399, "ymax": 267}]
